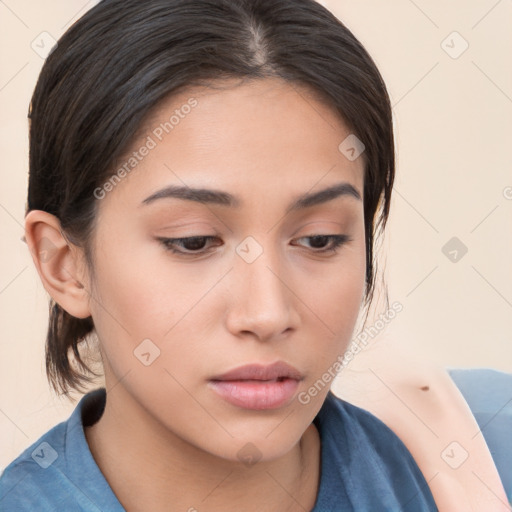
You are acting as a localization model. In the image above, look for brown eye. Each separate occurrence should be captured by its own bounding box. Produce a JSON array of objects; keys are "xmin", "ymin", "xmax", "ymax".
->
[
  {"xmin": 158, "ymin": 236, "xmax": 221, "ymax": 255},
  {"xmin": 293, "ymin": 234, "xmax": 351, "ymax": 254}
]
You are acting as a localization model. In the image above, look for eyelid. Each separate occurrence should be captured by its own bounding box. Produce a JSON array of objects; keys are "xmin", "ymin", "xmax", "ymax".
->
[
  {"xmin": 157, "ymin": 233, "xmax": 352, "ymax": 257},
  {"xmin": 157, "ymin": 235, "xmax": 221, "ymax": 256},
  {"xmin": 292, "ymin": 234, "xmax": 352, "ymax": 253}
]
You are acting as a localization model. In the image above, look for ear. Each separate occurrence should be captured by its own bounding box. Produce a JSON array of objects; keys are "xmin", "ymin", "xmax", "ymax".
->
[{"xmin": 24, "ymin": 210, "xmax": 92, "ymax": 319}]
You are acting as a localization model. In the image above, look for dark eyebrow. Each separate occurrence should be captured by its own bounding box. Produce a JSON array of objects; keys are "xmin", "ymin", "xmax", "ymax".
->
[
  {"xmin": 286, "ymin": 182, "xmax": 361, "ymax": 213},
  {"xmin": 141, "ymin": 185, "xmax": 238, "ymax": 208},
  {"xmin": 141, "ymin": 182, "xmax": 362, "ymax": 211}
]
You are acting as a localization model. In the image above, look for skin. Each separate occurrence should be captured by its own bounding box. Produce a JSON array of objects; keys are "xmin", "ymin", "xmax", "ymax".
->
[
  {"xmin": 25, "ymin": 77, "xmax": 367, "ymax": 511},
  {"xmin": 336, "ymin": 341, "xmax": 511, "ymax": 511}
]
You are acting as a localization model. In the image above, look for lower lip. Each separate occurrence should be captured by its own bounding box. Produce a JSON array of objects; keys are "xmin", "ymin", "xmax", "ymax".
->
[{"xmin": 208, "ymin": 378, "xmax": 300, "ymax": 410}]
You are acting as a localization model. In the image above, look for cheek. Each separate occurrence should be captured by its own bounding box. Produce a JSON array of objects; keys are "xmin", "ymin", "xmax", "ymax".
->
[
  {"xmin": 90, "ymin": 241, "xmax": 196, "ymax": 337},
  {"xmin": 88, "ymin": 240, "xmax": 223, "ymax": 379},
  {"xmin": 300, "ymin": 239, "xmax": 367, "ymax": 362}
]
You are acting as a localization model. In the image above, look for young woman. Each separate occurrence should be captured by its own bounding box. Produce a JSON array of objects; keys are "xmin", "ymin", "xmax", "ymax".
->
[{"xmin": 0, "ymin": 0, "xmax": 509, "ymax": 510}]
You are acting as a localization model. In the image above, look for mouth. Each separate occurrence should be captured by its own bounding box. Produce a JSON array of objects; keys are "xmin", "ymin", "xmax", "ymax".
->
[
  {"xmin": 210, "ymin": 361, "xmax": 304, "ymax": 382},
  {"xmin": 208, "ymin": 361, "xmax": 303, "ymax": 410}
]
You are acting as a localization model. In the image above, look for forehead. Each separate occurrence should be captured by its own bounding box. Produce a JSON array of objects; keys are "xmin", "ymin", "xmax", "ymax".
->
[{"xmin": 99, "ymin": 77, "xmax": 365, "ymax": 209}]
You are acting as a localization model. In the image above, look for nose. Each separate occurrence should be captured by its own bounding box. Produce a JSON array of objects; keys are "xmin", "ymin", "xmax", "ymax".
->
[{"xmin": 224, "ymin": 246, "xmax": 300, "ymax": 342}]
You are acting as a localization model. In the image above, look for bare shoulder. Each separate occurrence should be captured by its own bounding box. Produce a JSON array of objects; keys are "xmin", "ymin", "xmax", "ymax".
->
[{"xmin": 333, "ymin": 341, "xmax": 510, "ymax": 511}]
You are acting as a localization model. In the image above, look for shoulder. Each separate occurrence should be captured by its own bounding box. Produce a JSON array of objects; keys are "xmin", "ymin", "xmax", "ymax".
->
[
  {"xmin": 447, "ymin": 368, "xmax": 512, "ymax": 503},
  {"xmin": 335, "ymin": 351, "xmax": 511, "ymax": 510},
  {"xmin": 0, "ymin": 388, "xmax": 117, "ymax": 512},
  {"xmin": 322, "ymin": 390, "xmax": 432, "ymax": 468},
  {"xmin": 324, "ymin": 390, "xmax": 433, "ymax": 472},
  {"xmin": 323, "ymin": 388, "xmax": 420, "ymax": 447},
  {"xmin": 315, "ymin": 391, "xmax": 438, "ymax": 511},
  {"xmin": 0, "ymin": 420, "xmax": 71, "ymax": 510}
]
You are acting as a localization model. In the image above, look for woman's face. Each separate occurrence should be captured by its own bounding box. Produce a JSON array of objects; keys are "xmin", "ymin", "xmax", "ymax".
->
[{"xmin": 87, "ymin": 77, "xmax": 366, "ymax": 462}]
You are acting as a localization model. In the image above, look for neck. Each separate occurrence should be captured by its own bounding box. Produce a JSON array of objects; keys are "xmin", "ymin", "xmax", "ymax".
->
[{"xmin": 84, "ymin": 385, "xmax": 321, "ymax": 512}]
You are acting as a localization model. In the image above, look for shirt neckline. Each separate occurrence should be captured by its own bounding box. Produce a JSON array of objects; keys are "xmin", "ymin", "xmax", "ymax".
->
[{"xmin": 64, "ymin": 387, "xmax": 339, "ymax": 511}]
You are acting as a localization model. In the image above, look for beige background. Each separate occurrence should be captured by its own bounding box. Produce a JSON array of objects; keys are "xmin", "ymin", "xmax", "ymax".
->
[{"xmin": 1, "ymin": 0, "xmax": 511, "ymax": 470}]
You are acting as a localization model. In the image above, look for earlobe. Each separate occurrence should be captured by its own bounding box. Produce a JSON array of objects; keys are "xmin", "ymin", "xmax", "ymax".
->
[{"xmin": 24, "ymin": 210, "xmax": 92, "ymax": 319}]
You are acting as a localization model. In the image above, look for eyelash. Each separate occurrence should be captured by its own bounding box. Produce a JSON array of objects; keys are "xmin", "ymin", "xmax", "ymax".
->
[{"xmin": 157, "ymin": 234, "xmax": 352, "ymax": 256}]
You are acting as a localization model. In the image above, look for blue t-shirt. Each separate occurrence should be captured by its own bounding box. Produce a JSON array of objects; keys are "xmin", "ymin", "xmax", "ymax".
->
[{"xmin": 0, "ymin": 387, "xmax": 437, "ymax": 511}]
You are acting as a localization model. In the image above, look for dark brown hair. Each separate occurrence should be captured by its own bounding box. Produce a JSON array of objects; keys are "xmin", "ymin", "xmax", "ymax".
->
[{"xmin": 27, "ymin": 0, "xmax": 395, "ymax": 396}]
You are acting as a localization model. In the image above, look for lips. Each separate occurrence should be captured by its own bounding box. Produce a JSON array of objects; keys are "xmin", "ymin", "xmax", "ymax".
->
[
  {"xmin": 210, "ymin": 361, "xmax": 304, "ymax": 382},
  {"xmin": 208, "ymin": 361, "xmax": 303, "ymax": 410}
]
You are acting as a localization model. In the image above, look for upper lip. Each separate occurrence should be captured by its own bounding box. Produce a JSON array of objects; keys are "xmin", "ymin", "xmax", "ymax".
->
[{"xmin": 210, "ymin": 361, "xmax": 303, "ymax": 381}]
